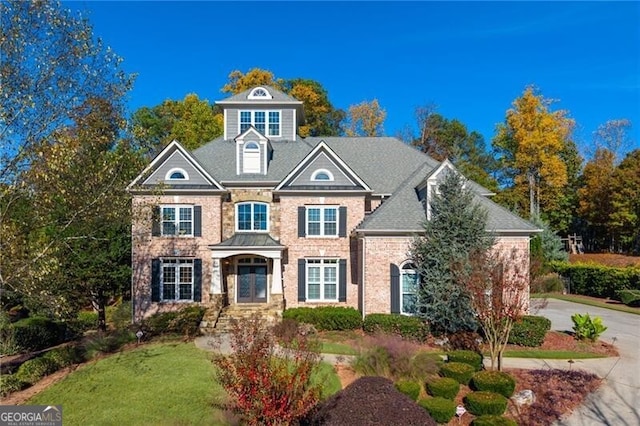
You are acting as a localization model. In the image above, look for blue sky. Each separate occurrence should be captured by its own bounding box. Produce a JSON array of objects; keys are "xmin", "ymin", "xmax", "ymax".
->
[{"xmin": 68, "ymin": 1, "xmax": 639, "ymax": 155}]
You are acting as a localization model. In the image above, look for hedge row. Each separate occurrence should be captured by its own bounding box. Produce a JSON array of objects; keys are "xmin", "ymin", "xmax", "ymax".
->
[
  {"xmin": 283, "ymin": 307, "xmax": 362, "ymax": 331},
  {"xmin": 12, "ymin": 317, "xmax": 77, "ymax": 353},
  {"xmin": 617, "ymin": 289, "xmax": 640, "ymax": 307},
  {"xmin": 550, "ymin": 261, "xmax": 640, "ymax": 299},
  {"xmin": 363, "ymin": 314, "xmax": 429, "ymax": 342}
]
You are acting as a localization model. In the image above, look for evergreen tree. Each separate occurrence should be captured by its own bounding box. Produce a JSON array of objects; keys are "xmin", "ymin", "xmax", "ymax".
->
[{"xmin": 411, "ymin": 171, "xmax": 494, "ymax": 335}]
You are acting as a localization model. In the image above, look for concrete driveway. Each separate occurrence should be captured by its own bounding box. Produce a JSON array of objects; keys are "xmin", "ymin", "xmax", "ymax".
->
[{"xmin": 533, "ymin": 299, "xmax": 640, "ymax": 426}]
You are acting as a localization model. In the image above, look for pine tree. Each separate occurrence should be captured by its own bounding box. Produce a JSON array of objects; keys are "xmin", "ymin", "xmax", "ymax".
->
[{"xmin": 411, "ymin": 171, "xmax": 494, "ymax": 335}]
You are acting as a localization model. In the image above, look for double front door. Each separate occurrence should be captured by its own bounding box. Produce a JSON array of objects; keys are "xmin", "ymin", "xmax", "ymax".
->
[{"xmin": 237, "ymin": 264, "xmax": 267, "ymax": 303}]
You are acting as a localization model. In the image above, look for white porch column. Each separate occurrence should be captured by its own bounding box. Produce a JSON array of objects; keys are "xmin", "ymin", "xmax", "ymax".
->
[
  {"xmin": 271, "ymin": 256, "xmax": 283, "ymax": 294},
  {"xmin": 211, "ymin": 257, "xmax": 222, "ymax": 294}
]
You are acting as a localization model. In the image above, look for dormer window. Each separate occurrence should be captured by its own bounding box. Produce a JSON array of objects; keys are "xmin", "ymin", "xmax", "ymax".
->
[
  {"xmin": 165, "ymin": 168, "xmax": 189, "ymax": 181},
  {"xmin": 311, "ymin": 169, "xmax": 334, "ymax": 182},
  {"xmin": 248, "ymin": 87, "xmax": 273, "ymax": 99},
  {"xmin": 243, "ymin": 141, "xmax": 261, "ymax": 173},
  {"xmin": 239, "ymin": 110, "xmax": 281, "ymax": 136}
]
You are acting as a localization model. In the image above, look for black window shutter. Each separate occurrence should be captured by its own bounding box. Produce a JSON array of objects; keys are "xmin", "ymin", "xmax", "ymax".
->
[
  {"xmin": 193, "ymin": 206, "xmax": 202, "ymax": 237},
  {"xmin": 152, "ymin": 206, "xmax": 161, "ymax": 236},
  {"xmin": 298, "ymin": 259, "xmax": 306, "ymax": 301},
  {"xmin": 193, "ymin": 259, "xmax": 202, "ymax": 302},
  {"xmin": 298, "ymin": 206, "xmax": 306, "ymax": 237},
  {"xmin": 151, "ymin": 259, "xmax": 161, "ymax": 302},
  {"xmin": 339, "ymin": 206, "xmax": 347, "ymax": 237},
  {"xmin": 339, "ymin": 259, "xmax": 347, "ymax": 302},
  {"xmin": 390, "ymin": 263, "xmax": 400, "ymax": 314}
]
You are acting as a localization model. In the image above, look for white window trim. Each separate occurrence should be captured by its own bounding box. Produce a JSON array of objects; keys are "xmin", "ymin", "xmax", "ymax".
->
[
  {"xmin": 306, "ymin": 259, "xmax": 339, "ymax": 302},
  {"xmin": 160, "ymin": 258, "xmax": 194, "ymax": 302},
  {"xmin": 161, "ymin": 205, "xmax": 194, "ymax": 237},
  {"xmin": 165, "ymin": 167, "xmax": 189, "ymax": 181},
  {"xmin": 238, "ymin": 110, "xmax": 282, "ymax": 137},
  {"xmin": 235, "ymin": 202, "xmax": 270, "ymax": 232},
  {"xmin": 306, "ymin": 206, "xmax": 339, "ymax": 238},
  {"xmin": 248, "ymin": 87, "xmax": 272, "ymax": 99},
  {"xmin": 400, "ymin": 262, "xmax": 419, "ymax": 316},
  {"xmin": 311, "ymin": 168, "xmax": 335, "ymax": 182}
]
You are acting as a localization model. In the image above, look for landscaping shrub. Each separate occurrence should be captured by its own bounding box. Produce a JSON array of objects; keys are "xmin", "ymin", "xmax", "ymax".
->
[
  {"xmin": 83, "ymin": 330, "xmax": 135, "ymax": 359},
  {"xmin": 472, "ymin": 415, "xmax": 517, "ymax": 426},
  {"xmin": 571, "ymin": 313, "xmax": 607, "ymax": 342},
  {"xmin": 426, "ymin": 377, "xmax": 459, "ymax": 400},
  {"xmin": 464, "ymin": 391, "xmax": 508, "ymax": 416},
  {"xmin": 418, "ymin": 397, "xmax": 456, "ymax": 424},
  {"xmin": 12, "ymin": 317, "xmax": 67, "ymax": 352},
  {"xmin": 0, "ymin": 311, "xmax": 18, "ymax": 356},
  {"xmin": 617, "ymin": 289, "xmax": 640, "ymax": 307},
  {"xmin": 531, "ymin": 272, "xmax": 565, "ymax": 293},
  {"xmin": 142, "ymin": 306, "xmax": 205, "ymax": 337},
  {"xmin": 447, "ymin": 350, "xmax": 483, "ymax": 371},
  {"xmin": 42, "ymin": 345, "xmax": 85, "ymax": 368},
  {"xmin": 394, "ymin": 379, "xmax": 421, "ymax": 401},
  {"xmin": 283, "ymin": 306, "xmax": 362, "ymax": 331},
  {"xmin": 75, "ymin": 310, "xmax": 98, "ymax": 331},
  {"xmin": 447, "ymin": 330, "xmax": 483, "ymax": 352},
  {"xmin": 0, "ymin": 374, "xmax": 27, "ymax": 397},
  {"xmin": 108, "ymin": 301, "xmax": 132, "ymax": 330},
  {"xmin": 410, "ymin": 351, "xmax": 443, "ymax": 380},
  {"xmin": 470, "ymin": 371, "xmax": 516, "ymax": 398},
  {"xmin": 352, "ymin": 334, "xmax": 426, "ymax": 380},
  {"xmin": 550, "ymin": 261, "xmax": 640, "ymax": 298},
  {"xmin": 363, "ymin": 313, "xmax": 429, "ymax": 342},
  {"xmin": 213, "ymin": 314, "xmax": 322, "ymax": 425},
  {"xmin": 15, "ymin": 356, "xmax": 58, "ymax": 384},
  {"xmin": 508, "ymin": 316, "xmax": 551, "ymax": 347},
  {"xmin": 439, "ymin": 362, "xmax": 475, "ymax": 385}
]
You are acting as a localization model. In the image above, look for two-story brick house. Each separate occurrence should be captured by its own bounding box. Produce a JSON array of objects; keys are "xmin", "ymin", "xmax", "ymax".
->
[{"xmin": 128, "ymin": 86, "xmax": 539, "ymax": 328}]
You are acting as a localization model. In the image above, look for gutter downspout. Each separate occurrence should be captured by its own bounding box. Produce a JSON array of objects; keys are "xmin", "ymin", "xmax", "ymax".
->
[{"xmin": 361, "ymin": 236, "xmax": 366, "ymax": 320}]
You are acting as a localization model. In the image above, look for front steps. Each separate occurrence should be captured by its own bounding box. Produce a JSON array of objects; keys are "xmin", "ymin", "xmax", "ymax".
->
[{"xmin": 199, "ymin": 301, "xmax": 283, "ymax": 334}]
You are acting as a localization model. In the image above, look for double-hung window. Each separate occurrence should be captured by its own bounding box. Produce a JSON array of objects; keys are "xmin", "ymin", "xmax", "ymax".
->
[
  {"xmin": 306, "ymin": 259, "xmax": 338, "ymax": 301},
  {"xmin": 162, "ymin": 205, "xmax": 193, "ymax": 236},
  {"xmin": 236, "ymin": 202, "xmax": 268, "ymax": 231},
  {"xmin": 400, "ymin": 263, "xmax": 419, "ymax": 315},
  {"xmin": 307, "ymin": 206, "xmax": 337, "ymax": 237},
  {"xmin": 162, "ymin": 259, "xmax": 193, "ymax": 301},
  {"xmin": 239, "ymin": 110, "xmax": 280, "ymax": 136}
]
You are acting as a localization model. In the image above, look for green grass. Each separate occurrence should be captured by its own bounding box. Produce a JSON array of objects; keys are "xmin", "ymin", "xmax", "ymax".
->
[
  {"xmin": 502, "ymin": 350, "xmax": 607, "ymax": 359},
  {"xmin": 320, "ymin": 341, "xmax": 359, "ymax": 355},
  {"xmin": 29, "ymin": 342, "xmax": 340, "ymax": 425},
  {"xmin": 533, "ymin": 293, "xmax": 640, "ymax": 315}
]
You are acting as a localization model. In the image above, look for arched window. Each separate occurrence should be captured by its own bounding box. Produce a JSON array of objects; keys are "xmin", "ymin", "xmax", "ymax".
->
[
  {"xmin": 400, "ymin": 262, "xmax": 419, "ymax": 315},
  {"xmin": 248, "ymin": 87, "xmax": 272, "ymax": 99},
  {"xmin": 165, "ymin": 168, "xmax": 189, "ymax": 181},
  {"xmin": 243, "ymin": 142, "xmax": 261, "ymax": 173},
  {"xmin": 311, "ymin": 169, "xmax": 334, "ymax": 182}
]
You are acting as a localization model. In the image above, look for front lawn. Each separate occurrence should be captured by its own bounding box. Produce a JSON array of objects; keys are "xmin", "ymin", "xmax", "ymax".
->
[{"xmin": 29, "ymin": 342, "xmax": 340, "ymax": 425}]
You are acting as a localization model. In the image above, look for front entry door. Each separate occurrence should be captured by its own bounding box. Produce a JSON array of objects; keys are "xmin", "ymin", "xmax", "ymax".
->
[{"xmin": 237, "ymin": 265, "xmax": 267, "ymax": 303}]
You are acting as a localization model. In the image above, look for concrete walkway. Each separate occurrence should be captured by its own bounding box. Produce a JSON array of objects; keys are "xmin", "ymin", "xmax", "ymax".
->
[{"xmin": 195, "ymin": 299, "xmax": 640, "ymax": 425}]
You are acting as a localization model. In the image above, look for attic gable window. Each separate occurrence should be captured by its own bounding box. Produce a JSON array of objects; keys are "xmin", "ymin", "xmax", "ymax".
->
[
  {"xmin": 248, "ymin": 87, "xmax": 272, "ymax": 99},
  {"xmin": 311, "ymin": 169, "xmax": 334, "ymax": 182},
  {"xmin": 165, "ymin": 168, "xmax": 189, "ymax": 181},
  {"xmin": 239, "ymin": 110, "xmax": 281, "ymax": 136}
]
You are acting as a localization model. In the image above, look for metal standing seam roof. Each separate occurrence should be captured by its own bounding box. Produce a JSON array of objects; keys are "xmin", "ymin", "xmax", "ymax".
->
[{"xmin": 212, "ymin": 233, "xmax": 283, "ymax": 248}]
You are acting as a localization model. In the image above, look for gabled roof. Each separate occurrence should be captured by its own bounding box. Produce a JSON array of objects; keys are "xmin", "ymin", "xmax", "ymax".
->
[
  {"xmin": 216, "ymin": 85, "xmax": 303, "ymax": 105},
  {"xmin": 127, "ymin": 140, "xmax": 224, "ymax": 192},
  {"xmin": 234, "ymin": 126, "xmax": 269, "ymax": 143},
  {"xmin": 275, "ymin": 140, "xmax": 371, "ymax": 192}
]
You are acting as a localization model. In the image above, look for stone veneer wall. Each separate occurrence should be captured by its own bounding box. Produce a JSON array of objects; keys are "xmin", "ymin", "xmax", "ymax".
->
[
  {"xmin": 221, "ymin": 189, "xmax": 280, "ymax": 240},
  {"xmin": 131, "ymin": 194, "xmax": 222, "ymax": 321},
  {"xmin": 279, "ymin": 195, "xmax": 365, "ymax": 309}
]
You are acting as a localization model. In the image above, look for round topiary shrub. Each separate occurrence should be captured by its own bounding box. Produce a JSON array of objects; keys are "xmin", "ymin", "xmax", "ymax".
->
[
  {"xmin": 471, "ymin": 370, "xmax": 516, "ymax": 398},
  {"xmin": 464, "ymin": 391, "xmax": 508, "ymax": 416},
  {"xmin": 418, "ymin": 397, "xmax": 456, "ymax": 424},
  {"xmin": 447, "ymin": 350, "xmax": 483, "ymax": 371},
  {"xmin": 426, "ymin": 377, "xmax": 459, "ymax": 400},
  {"xmin": 395, "ymin": 379, "xmax": 421, "ymax": 401},
  {"xmin": 440, "ymin": 361, "xmax": 475, "ymax": 385},
  {"xmin": 15, "ymin": 356, "xmax": 58, "ymax": 385},
  {"xmin": 472, "ymin": 415, "xmax": 518, "ymax": 426}
]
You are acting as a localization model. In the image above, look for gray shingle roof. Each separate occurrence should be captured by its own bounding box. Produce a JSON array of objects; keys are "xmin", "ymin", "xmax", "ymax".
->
[{"xmin": 216, "ymin": 85, "xmax": 302, "ymax": 104}]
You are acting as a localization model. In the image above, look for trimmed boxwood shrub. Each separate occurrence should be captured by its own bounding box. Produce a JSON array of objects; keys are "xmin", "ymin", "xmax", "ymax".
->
[
  {"xmin": 472, "ymin": 415, "xmax": 517, "ymax": 426},
  {"xmin": 447, "ymin": 350, "xmax": 483, "ymax": 371},
  {"xmin": 426, "ymin": 377, "xmax": 459, "ymax": 400},
  {"xmin": 12, "ymin": 317, "xmax": 68, "ymax": 352},
  {"xmin": 617, "ymin": 289, "xmax": 640, "ymax": 307},
  {"xmin": 143, "ymin": 306, "xmax": 206, "ymax": 337},
  {"xmin": 418, "ymin": 397, "xmax": 456, "ymax": 424},
  {"xmin": 471, "ymin": 371, "xmax": 516, "ymax": 398},
  {"xmin": 550, "ymin": 261, "xmax": 640, "ymax": 299},
  {"xmin": 363, "ymin": 313, "xmax": 429, "ymax": 342},
  {"xmin": 283, "ymin": 307, "xmax": 362, "ymax": 331},
  {"xmin": 15, "ymin": 356, "xmax": 58, "ymax": 384},
  {"xmin": 508, "ymin": 315, "xmax": 551, "ymax": 347},
  {"xmin": 464, "ymin": 391, "xmax": 508, "ymax": 416},
  {"xmin": 395, "ymin": 379, "xmax": 421, "ymax": 401},
  {"xmin": 0, "ymin": 374, "xmax": 27, "ymax": 397},
  {"xmin": 440, "ymin": 362, "xmax": 475, "ymax": 385}
]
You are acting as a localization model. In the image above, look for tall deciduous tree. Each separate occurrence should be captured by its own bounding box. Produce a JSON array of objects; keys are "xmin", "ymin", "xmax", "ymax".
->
[
  {"xmin": 131, "ymin": 94, "xmax": 223, "ymax": 155},
  {"xmin": 221, "ymin": 68, "xmax": 281, "ymax": 94},
  {"xmin": 609, "ymin": 149, "xmax": 640, "ymax": 253},
  {"xmin": 344, "ymin": 99, "xmax": 386, "ymax": 137},
  {"xmin": 493, "ymin": 86, "xmax": 574, "ymax": 224},
  {"xmin": 593, "ymin": 119, "xmax": 633, "ymax": 164},
  {"xmin": 411, "ymin": 171, "xmax": 494, "ymax": 335}
]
